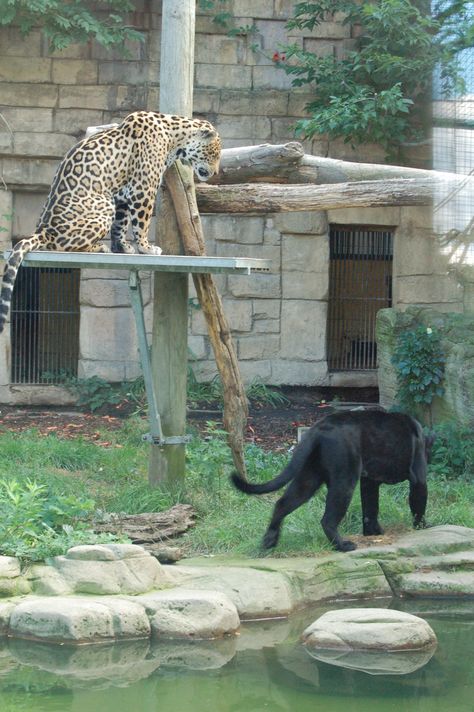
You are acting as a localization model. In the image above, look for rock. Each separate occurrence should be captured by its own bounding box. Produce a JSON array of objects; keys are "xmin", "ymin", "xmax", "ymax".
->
[
  {"xmin": 302, "ymin": 608, "xmax": 437, "ymax": 654},
  {"xmin": 9, "ymin": 597, "xmax": 151, "ymax": 643},
  {"xmin": 49, "ymin": 543, "xmax": 170, "ymax": 595},
  {"xmin": 137, "ymin": 589, "xmax": 240, "ymax": 639},
  {"xmin": 0, "ymin": 556, "xmax": 30, "ymax": 597},
  {"xmin": 27, "ymin": 564, "xmax": 72, "ymax": 596},
  {"xmin": 0, "ymin": 602, "xmax": 15, "ymax": 635},
  {"xmin": 168, "ymin": 564, "xmax": 295, "ymax": 619}
]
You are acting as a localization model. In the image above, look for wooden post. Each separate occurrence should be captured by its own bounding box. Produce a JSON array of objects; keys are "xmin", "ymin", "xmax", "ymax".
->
[{"xmin": 148, "ymin": 0, "xmax": 195, "ymax": 488}]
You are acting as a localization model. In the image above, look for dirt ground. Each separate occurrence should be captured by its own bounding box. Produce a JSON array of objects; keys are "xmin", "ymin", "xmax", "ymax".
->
[{"xmin": 0, "ymin": 386, "xmax": 379, "ymax": 449}]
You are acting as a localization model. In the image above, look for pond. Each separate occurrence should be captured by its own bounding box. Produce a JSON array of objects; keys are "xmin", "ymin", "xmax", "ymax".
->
[{"xmin": 1, "ymin": 600, "xmax": 473, "ymax": 712}]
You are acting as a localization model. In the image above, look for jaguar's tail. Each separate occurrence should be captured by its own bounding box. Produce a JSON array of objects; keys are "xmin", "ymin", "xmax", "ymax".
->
[
  {"xmin": 231, "ymin": 425, "xmax": 319, "ymax": 495},
  {"xmin": 0, "ymin": 235, "xmax": 42, "ymax": 334}
]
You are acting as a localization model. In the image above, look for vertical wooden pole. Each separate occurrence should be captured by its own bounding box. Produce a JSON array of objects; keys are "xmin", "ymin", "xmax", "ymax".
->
[{"xmin": 148, "ymin": 0, "xmax": 195, "ymax": 488}]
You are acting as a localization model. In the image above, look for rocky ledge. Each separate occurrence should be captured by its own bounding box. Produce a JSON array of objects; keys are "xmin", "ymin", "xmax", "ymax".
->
[{"xmin": 0, "ymin": 525, "xmax": 473, "ymax": 643}]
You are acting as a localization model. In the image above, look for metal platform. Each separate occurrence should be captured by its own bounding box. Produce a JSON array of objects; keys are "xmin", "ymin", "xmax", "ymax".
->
[
  {"xmin": 19, "ymin": 252, "xmax": 272, "ymax": 274},
  {"xmin": 10, "ymin": 250, "xmax": 271, "ymax": 446}
]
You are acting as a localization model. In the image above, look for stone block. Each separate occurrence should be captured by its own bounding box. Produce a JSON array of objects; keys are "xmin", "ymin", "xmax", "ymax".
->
[
  {"xmin": 0, "ymin": 27, "xmax": 42, "ymax": 57},
  {"xmin": 275, "ymin": 211, "xmax": 328, "ymax": 235},
  {"xmin": 253, "ymin": 65, "xmax": 293, "ymax": 90},
  {"xmin": 287, "ymin": 92, "xmax": 314, "ymax": 118},
  {"xmin": 232, "ymin": 0, "xmax": 274, "ymax": 17},
  {"xmin": 280, "ymin": 300, "xmax": 327, "ymax": 360},
  {"xmin": 303, "ymin": 38, "xmax": 339, "ymax": 57},
  {"xmin": 273, "ymin": 0, "xmax": 298, "ymax": 18},
  {"xmin": 0, "ymin": 190, "xmax": 13, "ymax": 246},
  {"xmin": 13, "ymin": 132, "xmax": 75, "ymax": 158},
  {"xmin": 59, "ymin": 85, "xmax": 113, "ymax": 110},
  {"xmin": 53, "ymin": 109, "xmax": 106, "ymax": 135},
  {"xmin": 228, "ymin": 273, "xmax": 281, "ymax": 298},
  {"xmin": 0, "ymin": 83, "xmax": 58, "ymax": 107},
  {"xmin": 2, "ymin": 157, "xmax": 57, "ymax": 191},
  {"xmin": 80, "ymin": 306, "xmax": 138, "ymax": 362},
  {"xmin": 396, "ymin": 275, "xmax": 462, "ymax": 308},
  {"xmin": 327, "ymin": 206, "xmax": 401, "ymax": 226},
  {"xmin": 254, "ymin": 19, "xmax": 289, "ymax": 52},
  {"xmin": 270, "ymin": 117, "xmax": 299, "ymax": 142},
  {"xmin": 222, "ymin": 298, "xmax": 253, "ymax": 332},
  {"xmin": 195, "ymin": 64, "xmax": 252, "ymax": 90},
  {"xmin": 270, "ymin": 359, "xmax": 328, "ymax": 385},
  {"xmin": 282, "ymin": 271, "xmax": 328, "ymax": 300},
  {"xmin": 195, "ymin": 35, "xmax": 245, "ymax": 65},
  {"xmin": 253, "ymin": 319, "xmax": 280, "ymax": 333},
  {"xmin": 238, "ymin": 334, "xmax": 280, "ymax": 359},
  {"xmin": 140, "ymin": 589, "xmax": 240, "ymax": 639},
  {"xmin": 0, "ymin": 57, "xmax": 51, "ymax": 82},
  {"xmin": 52, "ymin": 59, "xmax": 98, "ymax": 85},
  {"xmin": 98, "ymin": 61, "xmax": 159, "ymax": 85},
  {"xmin": 0, "ymin": 107, "xmax": 53, "ymax": 133},
  {"xmin": 201, "ymin": 214, "xmax": 264, "ymax": 245},
  {"xmin": 188, "ymin": 335, "xmax": 209, "ymax": 361},
  {"xmin": 43, "ymin": 38, "xmax": 91, "ymax": 59},
  {"xmin": 219, "ymin": 89, "xmax": 288, "ymax": 116},
  {"xmin": 217, "ymin": 115, "xmax": 272, "ymax": 141},
  {"xmin": 193, "ymin": 88, "xmax": 221, "ymax": 115},
  {"xmin": 253, "ymin": 299, "xmax": 280, "ymax": 320},
  {"xmin": 238, "ymin": 359, "xmax": 272, "ymax": 383},
  {"xmin": 80, "ymin": 276, "xmax": 150, "ymax": 308}
]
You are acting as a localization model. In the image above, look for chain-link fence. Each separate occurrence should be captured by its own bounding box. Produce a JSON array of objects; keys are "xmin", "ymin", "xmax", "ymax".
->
[{"xmin": 433, "ymin": 35, "xmax": 474, "ymax": 263}]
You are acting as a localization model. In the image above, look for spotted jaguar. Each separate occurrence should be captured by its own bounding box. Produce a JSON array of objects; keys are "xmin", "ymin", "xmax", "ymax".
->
[{"xmin": 0, "ymin": 111, "xmax": 221, "ymax": 333}]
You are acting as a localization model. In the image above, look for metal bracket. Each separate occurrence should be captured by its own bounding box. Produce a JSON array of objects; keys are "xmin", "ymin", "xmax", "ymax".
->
[
  {"xmin": 128, "ymin": 270, "xmax": 190, "ymax": 448},
  {"xmin": 142, "ymin": 433, "xmax": 193, "ymax": 446}
]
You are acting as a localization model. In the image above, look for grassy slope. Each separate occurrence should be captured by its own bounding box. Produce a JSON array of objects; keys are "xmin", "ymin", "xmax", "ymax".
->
[{"xmin": 0, "ymin": 417, "xmax": 473, "ymax": 558}]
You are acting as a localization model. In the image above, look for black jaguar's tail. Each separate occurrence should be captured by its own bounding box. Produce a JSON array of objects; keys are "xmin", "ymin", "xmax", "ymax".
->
[
  {"xmin": 231, "ymin": 425, "xmax": 319, "ymax": 495},
  {"xmin": 0, "ymin": 235, "xmax": 42, "ymax": 334}
]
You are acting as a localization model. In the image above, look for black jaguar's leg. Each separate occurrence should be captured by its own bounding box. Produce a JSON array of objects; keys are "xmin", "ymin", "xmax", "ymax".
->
[
  {"xmin": 111, "ymin": 199, "xmax": 134, "ymax": 254},
  {"xmin": 321, "ymin": 477, "xmax": 358, "ymax": 552},
  {"xmin": 360, "ymin": 478, "xmax": 383, "ymax": 535},
  {"xmin": 262, "ymin": 477, "xmax": 319, "ymax": 549},
  {"xmin": 409, "ymin": 481, "xmax": 428, "ymax": 528}
]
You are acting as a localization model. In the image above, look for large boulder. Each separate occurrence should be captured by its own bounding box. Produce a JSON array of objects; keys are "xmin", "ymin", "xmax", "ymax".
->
[
  {"xmin": 137, "ymin": 588, "xmax": 240, "ymax": 639},
  {"xmin": 48, "ymin": 544, "xmax": 170, "ymax": 595},
  {"xmin": 301, "ymin": 608, "xmax": 437, "ymax": 654},
  {"xmin": 0, "ymin": 556, "xmax": 30, "ymax": 597},
  {"xmin": 9, "ymin": 597, "xmax": 151, "ymax": 643}
]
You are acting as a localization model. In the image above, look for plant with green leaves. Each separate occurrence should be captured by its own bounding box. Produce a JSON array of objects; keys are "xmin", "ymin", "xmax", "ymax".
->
[
  {"xmin": 0, "ymin": 0, "xmax": 144, "ymax": 52},
  {"xmin": 0, "ymin": 478, "xmax": 124, "ymax": 561},
  {"xmin": 391, "ymin": 324, "xmax": 445, "ymax": 418},
  {"xmin": 280, "ymin": 0, "xmax": 472, "ymax": 156}
]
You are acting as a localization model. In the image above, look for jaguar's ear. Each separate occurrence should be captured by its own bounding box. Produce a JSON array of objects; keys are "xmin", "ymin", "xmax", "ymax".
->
[{"xmin": 199, "ymin": 127, "xmax": 218, "ymax": 140}]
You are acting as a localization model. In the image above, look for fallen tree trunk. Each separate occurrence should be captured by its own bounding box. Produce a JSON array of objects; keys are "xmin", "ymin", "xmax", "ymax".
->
[
  {"xmin": 214, "ymin": 142, "xmax": 467, "ymax": 185},
  {"xmin": 164, "ymin": 162, "xmax": 249, "ymax": 478},
  {"xmin": 196, "ymin": 177, "xmax": 434, "ymax": 214}
]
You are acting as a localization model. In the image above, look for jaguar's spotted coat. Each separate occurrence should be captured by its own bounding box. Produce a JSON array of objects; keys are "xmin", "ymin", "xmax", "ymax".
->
[{"xmin": 0, "ymin": 111, "xmax": 221, "ymax": 333}]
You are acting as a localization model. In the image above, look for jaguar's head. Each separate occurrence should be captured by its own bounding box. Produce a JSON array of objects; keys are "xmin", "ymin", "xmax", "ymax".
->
[{"xmin": 181, "ymin": 121, "xmax": 222, "ymax": 181}]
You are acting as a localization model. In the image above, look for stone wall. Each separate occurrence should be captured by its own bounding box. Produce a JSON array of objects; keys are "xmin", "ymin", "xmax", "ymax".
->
[{"xmin": 0, "ymin": 1, "xmax": 463, "ymax": 403}]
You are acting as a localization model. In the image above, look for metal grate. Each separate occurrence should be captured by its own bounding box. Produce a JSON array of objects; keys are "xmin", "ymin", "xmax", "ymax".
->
[
  {"xmin": 10, "ymin": 266, "xmax": 80, "ymax": 384},
  {"xmin": 327, "ymin": 226, "xmax": 393, "ymax": 371}
]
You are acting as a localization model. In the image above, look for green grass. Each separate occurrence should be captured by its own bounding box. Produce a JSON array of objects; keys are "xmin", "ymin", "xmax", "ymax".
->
[{"xmin": 0, "ymin": 418, "xmax": 473, "ymax": 560}]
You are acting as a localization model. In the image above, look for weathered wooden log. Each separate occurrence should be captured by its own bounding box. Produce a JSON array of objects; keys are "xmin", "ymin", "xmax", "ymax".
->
[
  {"xmin": 196, "ymin": 177, "xmax": 435, "ymax": 214},
  {"xmin": 214, "ymin": 141, "xmax": 465, "ymax": 185},
  {"xmin": 93, "ymin": 504, "xmax": 196, "ymax": 541},
  {"xmin": 164, "ymin": 161, "xmax": 249, "ymax": 478}
]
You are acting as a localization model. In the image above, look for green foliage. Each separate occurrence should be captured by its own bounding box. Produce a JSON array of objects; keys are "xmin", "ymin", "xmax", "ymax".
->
[
  {"xmin": 429, "ymin": 421, "xmax": 474, "ymax": 480},
  {"xmin": 281, "ymin": 0, "xmax": 471, "ymax": 154},
  {"xmin": 391, "ymin": 324, "xmax": 445, "ymax": 411},
  {"xmin": 62, "ymin": 374, "xmax": 123, "ymax": 412},
  {"xmin": 0, "ymin": 478, "xmax": 124, "ymax": 561},
  {"xmin": 0, "ymin": 0, "xmax": 144, "ymax": 52}
]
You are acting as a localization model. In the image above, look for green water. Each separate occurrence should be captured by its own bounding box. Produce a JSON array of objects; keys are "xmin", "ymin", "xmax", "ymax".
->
[{"xmin": 1, "ymin": 601, "xmax": 473, "ymax": 712}]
